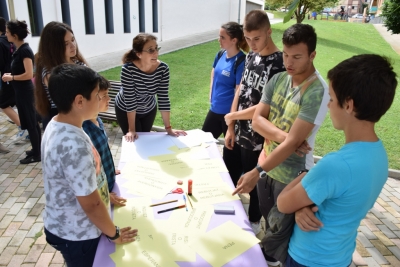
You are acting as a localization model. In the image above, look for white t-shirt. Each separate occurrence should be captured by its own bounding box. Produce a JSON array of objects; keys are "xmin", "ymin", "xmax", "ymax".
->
[{"xmin": 42, "ymin": 119, "xmax": 110, "ymax": 241}]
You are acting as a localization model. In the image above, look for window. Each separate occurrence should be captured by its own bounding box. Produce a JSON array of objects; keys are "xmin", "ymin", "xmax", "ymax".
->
[
  {"xmin": 61, "ymin": 0, "xmax": 71, "ymax": 26},
  {"xmin": 152, "ymin": 0, "xmax": 158, "ymax": 32},
  {"xmin": 83, "ymin": 0, "xmax": 95, "ymax": 34},
  {"xmin": 27, "ymin": 0, "xmax": 44, "ymax": 36},
  {"xmin": 138, "ymin": 0, "xmax": 145, "ymax": 32},
  {"xmin": 0, "ymin": 0, "xmax": 9, "ymax": 20},
  {"xmin": 104, "ymin": 0, "xmax": 114, "ymax": 33},
  {"xmin": 123, "ymin": 0, "xmax": 130, "ymax": 33}
]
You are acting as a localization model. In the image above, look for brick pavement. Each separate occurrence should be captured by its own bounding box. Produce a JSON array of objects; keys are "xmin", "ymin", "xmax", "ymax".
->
[{"xmin": 0, "ymin": 111, "xmax": 400, "ymax": 267}]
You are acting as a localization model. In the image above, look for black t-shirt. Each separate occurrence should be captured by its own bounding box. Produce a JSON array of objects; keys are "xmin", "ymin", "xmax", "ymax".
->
[
  {"xmin": 234, "ymin": 51, "xmax": 286, "ymax": 151},
  {"xmin": 0, "ymin": 35, "xmax": 12, "ymax": 74},
  {"xmin": 11, "ymin": 43, "xmax": 34, "ymax": 90}
]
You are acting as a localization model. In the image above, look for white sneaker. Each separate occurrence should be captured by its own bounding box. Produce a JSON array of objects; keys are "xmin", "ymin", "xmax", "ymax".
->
[
  {"xmin": 251, "ymin": 221, "xmax": 262, "ymax": 235},
  {"xmin": 14, "ymin": 126, "xmax": 29, "ymax": 142},
  {"xmin": 0, "ymin": 143, "xmax": 10, "ymax": 154},
  {"xmin": 266, "ymin": 260, "xmax": 281, "ymax": 267}
]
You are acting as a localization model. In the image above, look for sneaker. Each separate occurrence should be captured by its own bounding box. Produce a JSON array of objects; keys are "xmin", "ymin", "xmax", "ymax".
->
[
  {"xmin": 261, "ymin": 249, "xmax": 282, "ymax": 267},
  {"xmin": 14, "ymin": 126, "xmax": 29, "ymax": 142},
  {"xmin": 251, "ymin": 221, "xmax": 262, "ymax": 235},
  {"xmin": 20, "ymin": 155, "xmax": 41, "ymax": 164},
  {"xmin": 266, "ymin": 260, "xmax": 281, "ymax": 267},
  {"xmin": 0, "ymin": 143, "xmax": 10, "ymax": 154}
]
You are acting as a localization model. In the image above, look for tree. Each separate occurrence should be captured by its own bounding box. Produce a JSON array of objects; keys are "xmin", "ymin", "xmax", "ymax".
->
[
  {"xmin": 382, "ymin": 0, "xmax": 400, "ymax": 34},
  {"xmin": 264, "ymin": 0, "xmax": 287, "ymax": 10},
  {"xmin": 284, "ymin": 0, "xmax": 338, "ymax": 23}
]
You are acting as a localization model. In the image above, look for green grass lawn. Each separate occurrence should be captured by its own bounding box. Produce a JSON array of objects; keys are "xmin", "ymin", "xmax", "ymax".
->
[{"xmin": 100, "ymin": 20, "xmax": 400, "ymax": 169}]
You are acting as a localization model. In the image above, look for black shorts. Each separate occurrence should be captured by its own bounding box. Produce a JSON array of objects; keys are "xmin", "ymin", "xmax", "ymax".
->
[{"xmin": 0, "ymin": 81, "xmax": 16, "ymax": 109}]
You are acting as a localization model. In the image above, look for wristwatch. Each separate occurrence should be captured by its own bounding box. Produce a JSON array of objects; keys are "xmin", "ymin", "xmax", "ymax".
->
[
  {"xmin": 106, "ymin": 226, "xmax": 120, "ymax": 241},
  {"xmin": 255, "ymin": 164, "xmax": 267, "ymax": 178},
  {"xmin": 298, "ymin": 169, "xmax": 309, "ymax": 176}
]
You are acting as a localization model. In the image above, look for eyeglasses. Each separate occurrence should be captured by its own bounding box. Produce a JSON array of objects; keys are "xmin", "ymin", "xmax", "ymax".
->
[
  {"xmin": 96, "ymin": 93, "xmax": 109, "ymax": 101},
  {"xmin": 142, "ymin": 46, "xmax": 161, "ymax": 54}
]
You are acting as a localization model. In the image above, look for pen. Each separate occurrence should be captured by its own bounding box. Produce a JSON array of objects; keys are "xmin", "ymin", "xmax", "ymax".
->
[
  {"xmin": 149, "ymin": 199, "xmax": 178, "ymax": 207},
  {"xmin": 157, "ymin": 205, "xmax": 186, "ymax": 214},
  {"xmin": 183, "ymin": 195, "xmax": 188, "ymax": 211},
  {"xmin": 186, "ymin": 192, "xmax": 193, "ymax": 209}
]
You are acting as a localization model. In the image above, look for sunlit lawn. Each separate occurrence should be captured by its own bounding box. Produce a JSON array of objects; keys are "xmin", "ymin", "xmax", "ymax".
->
[{"xmin": 101, "ymin": 20, "xmax": 400, "ymax": 169}]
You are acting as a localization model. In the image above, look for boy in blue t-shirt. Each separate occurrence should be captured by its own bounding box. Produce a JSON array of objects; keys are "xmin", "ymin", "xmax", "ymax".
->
[
  {"xmin": 83, "ymin": 76, "xmax": 127, "ymax": 206},
  {"xmin": 277, "ymin": 54, "xmax": 397, "ymax": 267}
]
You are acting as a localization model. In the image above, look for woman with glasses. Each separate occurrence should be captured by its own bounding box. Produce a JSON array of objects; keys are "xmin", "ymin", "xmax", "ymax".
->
[
  {"xmin": 34, "ymin": 21, "xmax": 87, "ymax": 130},
  {"xmin": 115, "ymin": 33, "xmax": 186, "ymax": 142}
]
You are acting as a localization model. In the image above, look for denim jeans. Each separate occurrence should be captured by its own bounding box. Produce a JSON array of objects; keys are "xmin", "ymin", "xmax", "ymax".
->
[{"xmin": 44, "ymin": 228, "xmax": 100, "ymax": 267}]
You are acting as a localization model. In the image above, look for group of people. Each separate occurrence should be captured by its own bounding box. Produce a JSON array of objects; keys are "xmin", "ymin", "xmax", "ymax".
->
[
  {"xmin": 0, "ymin": 17, "xmax": 184, "ymax": 267},
  {"xmin": 202, "ymin": 9, "xmax": 397, "ymax": 267},
  {"xmin": 0, "ymin": 7, "xmax": 397, "ymax": 267}
]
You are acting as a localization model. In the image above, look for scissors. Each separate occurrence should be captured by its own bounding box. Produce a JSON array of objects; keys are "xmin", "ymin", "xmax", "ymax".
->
[{"xmin": 166, "ymin": 187, "xmax": 184, "ymax": 195}]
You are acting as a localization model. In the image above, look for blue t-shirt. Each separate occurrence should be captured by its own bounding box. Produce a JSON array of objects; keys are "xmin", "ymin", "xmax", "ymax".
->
[
  {"xmin": 289, "ymin": 140, "xmax": 388, "ymax": 267},
  {"xmin": 210, "ymin": 50, "xmax": 245, "ymax": 114}
]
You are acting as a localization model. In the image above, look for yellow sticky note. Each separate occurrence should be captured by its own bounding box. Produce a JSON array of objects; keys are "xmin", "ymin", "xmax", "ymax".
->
[
  {"xmin": 166, "ymin": 205, "xmax": 214, "ymax": 236},
  {"xmin": 110, "ymin": 233, "xmax": 179, "ymax": 267},
  {"xmin": 189, "ymin": 220, "xmax": 260, "ymax": 267},
  {"xmin": 113, "ymin": 197, "xmax": 155, "ymax": 231},
  {"xmin": 189, "ymin": 185, "xmax": 240, "ymax": 207}
]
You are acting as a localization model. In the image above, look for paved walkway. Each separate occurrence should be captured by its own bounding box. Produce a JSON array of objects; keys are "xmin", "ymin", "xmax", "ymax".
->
[
  {"xmin": 374, "ymin": 24, "xmax": 400, "ymax": 55},
  {"xmin": 1, "ymin": 23, "xmax": 400, "ymax": 267}
]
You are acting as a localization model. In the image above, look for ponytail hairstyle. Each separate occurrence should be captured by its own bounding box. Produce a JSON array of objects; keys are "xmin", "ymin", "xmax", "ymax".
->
[
  {"xmin": 6, "ymin": 20, "xmax": 30, "ymax": 40},
  {"xmin": 221, "ymin": 22, "xmax": 249, "ymax": 53},
  {"xmin": 122, "ymin": 33, "xmax": 157, "ymax": 63},
  {"xmin": 34, "ymin": 21, "xmax": 88, "ymax": 116}
]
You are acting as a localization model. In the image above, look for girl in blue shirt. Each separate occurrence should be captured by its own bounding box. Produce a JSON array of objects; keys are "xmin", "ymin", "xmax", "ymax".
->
[{"xmin": 201, "ymin": 22, "xmax": 249, "ymax": 139}]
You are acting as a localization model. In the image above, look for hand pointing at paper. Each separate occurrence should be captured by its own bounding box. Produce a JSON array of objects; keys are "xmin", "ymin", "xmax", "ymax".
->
[{"xmin": 232, "ymin": 168, "xmax": 259, "ymax": 195}]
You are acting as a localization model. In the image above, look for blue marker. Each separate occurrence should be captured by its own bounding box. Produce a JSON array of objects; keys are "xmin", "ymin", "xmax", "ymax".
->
[{"xmin": 183, "ymin": 195, "xmax": 188, "ymax": 211}]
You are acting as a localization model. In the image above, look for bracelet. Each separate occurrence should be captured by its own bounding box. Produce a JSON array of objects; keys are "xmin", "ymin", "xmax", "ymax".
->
[
  {"xmin": 12, "ymin": 75, "xmax": 14, "ymax": 81},
  {"xmin": 165, "ymin": 126, "xmax": 172, "ymax": 130}
]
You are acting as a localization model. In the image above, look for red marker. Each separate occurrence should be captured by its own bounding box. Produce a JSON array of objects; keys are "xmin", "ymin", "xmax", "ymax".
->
[{"xmin": 188, "ymin": 179, "xmax": 193, "ymax": 196}]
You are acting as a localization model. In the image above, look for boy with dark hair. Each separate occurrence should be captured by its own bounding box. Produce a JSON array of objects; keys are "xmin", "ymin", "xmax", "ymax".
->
[
  {"xmin": 233, "ymin": 24, "xmax": 329, "ymax": 265},
  {"xmin": 223, "ymin": 9, "xmax": 286, "ymax": 236},
  {"xmin": 277, "ymin": 54, "xmax": 397, "ymax": 267},
  {"xmin": 42, "ymin": 64, "xmax": 137, "ymax": 267},
  {"xmin": 83, "ymin": 76, "xmax": 126, "ymax": 206}
]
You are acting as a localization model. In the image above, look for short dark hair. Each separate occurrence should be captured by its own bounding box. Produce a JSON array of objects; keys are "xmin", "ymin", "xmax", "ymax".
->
[
  {"xmin": 328, "ymin": 54, "xmax": 397, "ymax": 122},
  {"xmin": 243, "ymin": 10, "xmax": 270, "ymax": 32},
  {"xmin": 6, "ymin": 20, "xmax": 30, "ymax": 40},
  {"xmin": 0, "ymin": 17, "xmax": 5, "ymax": 33},
  {"xmin": 282, "ymin": 24, "xmax": 316, "ymax": 55},
  {"xmin": 98, "ymin": 76, "xmax": 110, "ymax": 91},
  {"xmin": 48, "ymin": 64, "xmax": 100, "ymax": 114}
]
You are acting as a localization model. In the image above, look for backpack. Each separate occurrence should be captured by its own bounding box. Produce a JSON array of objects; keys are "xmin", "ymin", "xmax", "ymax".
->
[{"xmin": 216, "ymin": 49, "xmax": 246, "ymax": 75}]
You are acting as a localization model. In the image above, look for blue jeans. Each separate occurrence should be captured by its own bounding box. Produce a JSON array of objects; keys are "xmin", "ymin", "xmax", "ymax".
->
[{"xmin": 44, "ymin": 228, "xmax": 100, "ymax": 267}]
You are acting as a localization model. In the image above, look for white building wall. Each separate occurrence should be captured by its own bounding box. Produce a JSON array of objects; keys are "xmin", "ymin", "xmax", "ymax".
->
[
  {"xmin": 159, "ymin": 0, "xmax": 231, "ymax": 41},
  {"xmin": 5, "ymin": 0, "xmax": 263, "ymax": 58}
]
